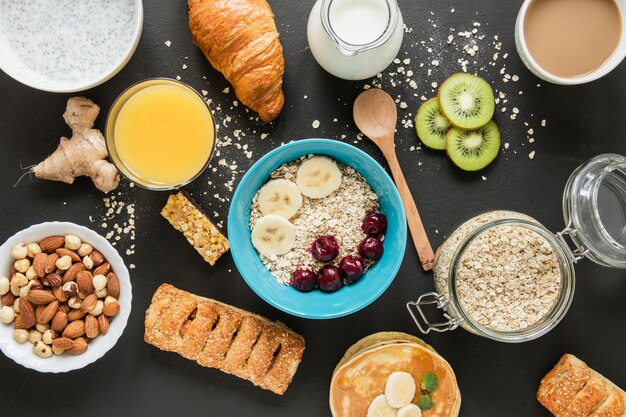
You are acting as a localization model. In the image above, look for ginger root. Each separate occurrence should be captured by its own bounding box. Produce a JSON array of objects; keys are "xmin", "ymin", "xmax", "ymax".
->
[{"xmin": 34, "ymin": 97, "xmax": 120, "ymax": 192}]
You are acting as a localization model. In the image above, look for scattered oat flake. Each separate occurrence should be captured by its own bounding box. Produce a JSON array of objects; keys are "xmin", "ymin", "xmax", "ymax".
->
[
  {"xmin": 164, "ymin": 40, "xmax": 171, "ymax": 47},
  {"xmin": 223, "ymin": 87, "xmax": 230, "ymax": 93},
  {"xmin": 529, "ymin": 151, "xmax": 536, "ymax": 160},
  {"xmin": 312, "ymin": 120, "xmax": 320, "ymax": 129}
]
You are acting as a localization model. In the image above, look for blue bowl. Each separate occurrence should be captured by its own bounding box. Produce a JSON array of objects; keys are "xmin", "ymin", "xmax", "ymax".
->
[{"xmin": 228, "ymin": 139, "xmax": 407, "ymax": 319}]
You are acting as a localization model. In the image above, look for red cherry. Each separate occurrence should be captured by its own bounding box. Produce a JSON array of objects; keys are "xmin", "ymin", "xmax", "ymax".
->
[
  {"xmin": 317, "ymin": 265, "xmax": 343, "ymax": 292},
  {"xmin": 339, "ymin": 255, "xmax": 365, "ymax": 284},
  {"xmin": 310, "ymin": 236, "xmax": 340, "ymax": 262},
  {"xmin": 290, "ymin": 269, "xmax": 318, "ymax": 292},
  {"xmin": 362, "ymin": 212, "xmax": 387, "ymax": 235},
  {"xmin": 358, "ymin": 236, "xmax": 384, "ymax": 260}
]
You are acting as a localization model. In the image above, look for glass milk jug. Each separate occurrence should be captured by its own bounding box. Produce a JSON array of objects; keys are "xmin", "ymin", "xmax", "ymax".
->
[{"xmin": 307, "ymin": 0, "xmax": 404, "ymax": 80}]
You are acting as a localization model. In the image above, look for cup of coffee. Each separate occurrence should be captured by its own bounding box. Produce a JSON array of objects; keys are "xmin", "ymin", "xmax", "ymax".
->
[{"xmin": 515, "ymin": 0, "xmax": 626, "ymax": 85}]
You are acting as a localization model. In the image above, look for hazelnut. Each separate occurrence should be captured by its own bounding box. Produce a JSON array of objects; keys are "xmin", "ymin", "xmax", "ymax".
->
[
  {"xmin": 14, "ymin": 258, "xmax": 30, "ymax": 273},
  {"xmin": 12, "ymin": 298, "xmax": 19, "ymax": 313},
  {"xmin": 18, "ymin": 284, "xmax": 29, "ymax": 299},
  {"xmin": 25, "ymin": 266, "xmax": 37, "ymax": 281},
  {"xmin": 10, "ymin": 273, "xmax": 28, "ymax": 296},
  {"xmin": 95, "ymin": 288, "xmax": 107, "ymax": 299},
  {"xmin": 64, "ymin": 235, "xmax": 82, "ymax": 251},
  {"xmin": 13, "ymin": 329, "xmax": 29, "ymax": 344},
  {"xmin": 68, "ymin": 297, "xmax": 82, "ymax": 309},
  {"xmin": 55, "ymin": 255, "xmax": 72, "ymax": 271},
  {"xmin": 77, "ymin": 243, "xmax": 93, "ymax": 257},
  {"xmin": 0, "ymin": 306, "xmax": 15, "ymax": 323},
  {"xmin": 11, "ymin": 243, "xmax": 28, "ymax": 260},
  {"xmin": 51, "ymin": 345, "xmax": 65, "ymax": 356},
  {"xmin": 90, "ymin": 300, "xmax": 104, "ymax": 316},
  {"xmin": 0, "ymin": 276, "xmax": 9, "ymax": 296},
  {"xmin": 42, "ymin": 329, "xmax": 57, "ymax": 345},
  {"xmin": 26, "ymin": 243, "xmax": 42, "ymax": 258},
  {"xmin": 28, "ymin": 329, "xmax": 42, "ymax": 343},
  {"xmin": 104, "ymin": 295, "xmax": 118, "ymax": 305},
  {"xmin": 33, "ymin": 341, "xmax": 52, "ymax": 358},
  {"xmin": 63, "ymin": 282, "xmax": 78, "ymax": 298},
  {"xmin": 82, "ymin": 255, "xmax": 94, "ymax": 270},
  {"xmin": 35, "ymin": 323, "xmax": 49, "ymax": 333},
  {"xmin": 92, "ymin": 274, "xmax": 107, "ymax": 291},
  {"xmin": 43, "ymin": 273, "xmax": 63, "ymax": 287}
]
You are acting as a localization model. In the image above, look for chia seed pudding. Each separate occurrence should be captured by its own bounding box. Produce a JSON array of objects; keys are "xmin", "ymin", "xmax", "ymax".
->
[{"xmin": 250, "ymin": 156, "xmax": 381, "ymax": 286}]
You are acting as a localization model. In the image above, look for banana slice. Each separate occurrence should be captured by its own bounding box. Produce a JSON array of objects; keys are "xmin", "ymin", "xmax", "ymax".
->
[
  {"xmin": 251, "ymin": 215, "xmax": 296, "ymax": 255},
  {"xmin": 385, "ymin": 371, "xmax": 416, "ymax": 408},
  {"xmin": 367, "ymin": 394, "xmax": 397, "ymax": 417},
  {"xmin": 258, "ymin": 179, "xmax": 302, "ymax": 219},
  {"xmin": 295, "ymin": 156, "xmax": 342, "ymax": 198},
  {"xmin": 397, "ymin": 404, "xmax": 422, "ymax": 417}
]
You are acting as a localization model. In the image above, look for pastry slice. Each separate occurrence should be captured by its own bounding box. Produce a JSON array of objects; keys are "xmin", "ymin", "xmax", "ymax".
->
[{"xmin": 144, "ymin": 284, "xmax": 305, "ymax": 395}]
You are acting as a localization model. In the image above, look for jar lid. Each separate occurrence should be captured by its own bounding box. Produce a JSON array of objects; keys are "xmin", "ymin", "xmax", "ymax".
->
[{"xmin": 562, "ymin": 154, "xmax": 626, "ymax": 268}]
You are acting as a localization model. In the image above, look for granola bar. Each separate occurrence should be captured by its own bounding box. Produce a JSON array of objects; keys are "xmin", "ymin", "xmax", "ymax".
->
[{"xmin": 161, "ymin": 192, "xmax": 229, "ymax": 265}]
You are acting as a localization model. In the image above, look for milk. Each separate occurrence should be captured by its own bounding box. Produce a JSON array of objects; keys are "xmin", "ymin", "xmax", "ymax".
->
[{"xmin": 307, "ymin": 0, "xmax": 404, "ymax": 80}]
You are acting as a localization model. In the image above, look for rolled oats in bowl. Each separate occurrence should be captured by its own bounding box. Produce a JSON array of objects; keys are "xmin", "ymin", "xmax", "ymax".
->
[{"xmin": 249, "ymin": 155, "xmax": 386, "ymax": 292}]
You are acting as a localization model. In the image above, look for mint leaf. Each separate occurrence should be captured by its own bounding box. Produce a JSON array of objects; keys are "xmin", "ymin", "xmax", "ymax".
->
[
  {"xmin": 421, "ymin": 371, "xmax": 439, "ymax": 393},
  {"xmin": 417, "ymin": 394, "xmax": 435, "ymax": 410}
]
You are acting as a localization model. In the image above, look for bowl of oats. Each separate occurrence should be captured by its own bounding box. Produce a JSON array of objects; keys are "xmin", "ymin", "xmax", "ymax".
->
[{"xmin": 229, "ymin": 139, "xmax": 407, "ymax": 319}]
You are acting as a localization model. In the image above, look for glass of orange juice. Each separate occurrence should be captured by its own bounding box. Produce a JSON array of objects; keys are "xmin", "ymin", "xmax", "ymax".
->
[{"xmin": 106, "ymin": 78, "xmax": 216, "ymax": 190}]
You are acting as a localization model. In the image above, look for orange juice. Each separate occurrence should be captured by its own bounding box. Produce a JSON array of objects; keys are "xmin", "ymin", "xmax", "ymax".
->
[{"xmin": 110, "ymin": 80, "xmax": 215, "ymax": 188}]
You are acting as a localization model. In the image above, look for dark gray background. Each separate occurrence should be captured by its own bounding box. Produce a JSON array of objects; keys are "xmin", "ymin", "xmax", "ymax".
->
[{"xmin": 0, "ymin": 1, "xmax": 624, "ymax": 416}]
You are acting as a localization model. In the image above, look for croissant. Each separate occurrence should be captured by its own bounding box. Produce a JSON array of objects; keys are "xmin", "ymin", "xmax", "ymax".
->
[{"xmin": 188, "ymin": 0, "xmax": 285, "ymax": 123}]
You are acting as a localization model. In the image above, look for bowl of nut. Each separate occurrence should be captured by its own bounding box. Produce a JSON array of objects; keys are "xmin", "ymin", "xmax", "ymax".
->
[
  {"xmin": 0, "ymin": 222, "xmax": 132, "ymax": 372},
  {"xmin": 229, "ymin": 139, "xmax": 407, "ymax": 319}
]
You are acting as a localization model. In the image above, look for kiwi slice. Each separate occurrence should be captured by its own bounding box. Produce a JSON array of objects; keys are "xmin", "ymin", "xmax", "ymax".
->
[
  {"xmin": 446, "ymin": 120, "xmax": 500, "ymax": 171},
  {"xmin": 438, "ymin": 73, "xmax": 495, "ymax": 129},
  {"xmin": 415, "ymin": 98, "xmax": 451, "ymax": 150}
]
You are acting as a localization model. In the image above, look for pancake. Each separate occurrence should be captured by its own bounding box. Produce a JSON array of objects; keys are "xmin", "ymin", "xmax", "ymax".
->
[{"xmin": 330, "ymin": 332, "xmax": 460, "ymax": 417}]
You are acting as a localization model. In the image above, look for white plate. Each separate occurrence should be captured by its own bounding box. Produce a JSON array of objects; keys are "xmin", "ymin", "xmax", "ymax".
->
[
  {"xmin": 0, "ymin": 222, "xmax": 132, "ymax": 372},
  {"xmin": 0, "ymin": 0, "xmax": 143, "ymax": 92}
]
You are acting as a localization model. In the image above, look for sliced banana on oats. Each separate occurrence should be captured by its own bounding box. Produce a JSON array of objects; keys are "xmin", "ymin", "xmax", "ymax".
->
[
  {"xmin": 385, "ymin": 371, "xmax": 417, "ymax": 408},
  {"xmin": 295, "ymin": 156, "xmax": 342, "ymax": 198},
  {"xmin": 367, "ymin": 394, "xmax": 398, "ymax": 417},
  {"xmin": 258, "ymin": 179, "xmax": 302, "ymax": 219},
  {"xmin": 397, "ymin": 404, "xmax": 422, "ymax": 417},
  {"xmin": 251, "ymin": 215, "xmax": 296, "ymax": 255}
]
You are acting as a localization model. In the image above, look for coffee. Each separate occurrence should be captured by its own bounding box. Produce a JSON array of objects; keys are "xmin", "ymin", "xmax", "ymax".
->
[{"xmin": 524, "ymin": 0, "xmax": 622, "ymax": 78}]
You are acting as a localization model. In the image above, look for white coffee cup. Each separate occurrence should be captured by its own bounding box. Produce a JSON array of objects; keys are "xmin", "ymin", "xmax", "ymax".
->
[{"xmin": 515, "ymin": 0, "xmax": 626, "ymax": 85}]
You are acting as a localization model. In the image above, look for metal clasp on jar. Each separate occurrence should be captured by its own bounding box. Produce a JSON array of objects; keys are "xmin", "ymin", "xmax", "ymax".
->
[
  {"xmin": 556, "ymin": 220, "xmax": 590, "ymax": 263},
  {"xmin": 406, "ymin": 292, "xmax": 462, "ymax": 334}
]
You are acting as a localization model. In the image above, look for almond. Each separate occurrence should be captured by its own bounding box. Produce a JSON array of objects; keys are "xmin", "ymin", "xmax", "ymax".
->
[
  {"xmin": 1, "ymin": 292, "xmax": 16, "ymax": 307},
  {"xmin": 97, "ymin": 314, "xmax": 109, "ymax": 334},
  {"xmin": 44, "ymin": 253, "xmax": 59, "ymax": 274},
  {"xmin": 67, "ymin": 309, "xmax": 87, "ymax": 322},
  {"xmin": 52, "ymin": 285, "xmax": 68, "ymax": 302},
  {"xmin": 51, "ymin": 311, "xmax": 68, "ymax": 333},
  {"xmin": 76, "ymin": 271, "xmax": 94, "ymax": 295},
  {"xmin": 42, "ymin": 273, "xmax": 63, "ymax": 287},
  {"xmin": 93, "ymin": 262, "xmax": 110, "ymax": 276},
  {"xmin": 62, "ymin": 319, "xmax": 85, "ymax": 338},
  {"xmin": 58, "ymin": 303, "xmax": 70, "ymax": 314},
  {"xmin": 55, "ymin": 248, "xmax": 81, "ymax": 263},
  {"xmin": 63, "ymin": 262, "xmax": 84, "ymax": 283},
  {"xmin": 85, "ymin": 315, "xmax": 99, "ymax": 338},
  {"xmin": 18, "ymin": 298, "xmax": 36, "ymax": 327},
  {"xmin": 102, "ymin": 300, "xmax": 120, "ymax": 317},
  {"xmin": 39, "ymin": 236, "xmax": 65, "ymax": 253},
  {"xmin": 27, "ymin": 289, "xmax": 56, "ymax": 305},
  {"xmin": 33, "ymin": 253, "xmax": 48, "ymax": 278},
  {"xmin": 106, "ymin": 272, "xmax": 120, "ymax": 299},
  {"xmin": 89, "ymin": 250, "xmax": 104, "ymax": 266},
  {"xmin": 15, "ymin": 314, "xmax": 34, "ymax": 330},
  {"xmin": 35, "ymin": 305, "xmax": 46, "ymax": 323},
  {"xmin": 52, "ymin": 337, "xmax": 75, "ymax": 351},
  {"xmin": 37, "ymin": 300, "xmax": 58, "ymax": 324},
  {"xmin": 80, "ymin": 293, "xmax": 97, "ymax": 313},
  {"xmin": 67, "ymin": 337, "xmax": 88, "ymax": 355}
]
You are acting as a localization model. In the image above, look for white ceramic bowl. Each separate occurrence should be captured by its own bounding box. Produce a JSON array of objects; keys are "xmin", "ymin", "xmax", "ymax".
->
[
  {"xmin": 0, "ymin": 222, "xmax": 132, "ymax": 372},
  {"xmin": 515, "ymin": 0, "xmax": 626, "ymax": 85},
  {"xmin": 0, "ymin": 1, "xmax": 143, "ymax": 92}
]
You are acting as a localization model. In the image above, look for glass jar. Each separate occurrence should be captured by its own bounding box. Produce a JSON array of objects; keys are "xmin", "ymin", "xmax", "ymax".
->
[
  {"xmin": 407, "ymin": 154, "xmax": 626, "ymax": 343},
  {"xmin": 307, "ymin": 0, "xmax": 404, "ymax": 80}
]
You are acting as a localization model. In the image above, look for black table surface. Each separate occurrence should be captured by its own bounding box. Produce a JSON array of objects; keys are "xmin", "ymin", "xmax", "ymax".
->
[{"xmin": 0, "ymin": 1, "xmax": 625, "ymax": 416}]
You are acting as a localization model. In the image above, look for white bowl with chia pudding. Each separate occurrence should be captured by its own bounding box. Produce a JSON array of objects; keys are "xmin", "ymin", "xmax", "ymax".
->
[{"xmin": 0, "ymin": 0, "xmax": 143, "ymax": 92}]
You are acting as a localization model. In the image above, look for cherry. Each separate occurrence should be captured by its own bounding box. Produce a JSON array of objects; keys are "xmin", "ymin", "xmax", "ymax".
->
[
  {"xmin": 358, "ymin": 236, "xmax": 384, "ymax": 260},
  {"xmin": 290, "ymin": 269, "xmax": 318, "ymax": 292},
  {"xmin": 339, "ymin": 255, "xmax": 365, "ymax": 284},
  {"xmin": 317, "ymin": 265, "xmax": 343, "ymax": 292},
  {"xmin": 310, "ymin": 235, "xmax": 340, "ymax": 262},
  {"xmin": 362, "ymin": 212, "xmax": 387, "ymax": 235}
]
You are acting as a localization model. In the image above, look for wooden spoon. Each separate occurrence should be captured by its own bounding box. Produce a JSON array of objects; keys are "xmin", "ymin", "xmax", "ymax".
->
[{"xmin": 353, "ymin": 89, "xmax": 435, "ymax": 271}]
